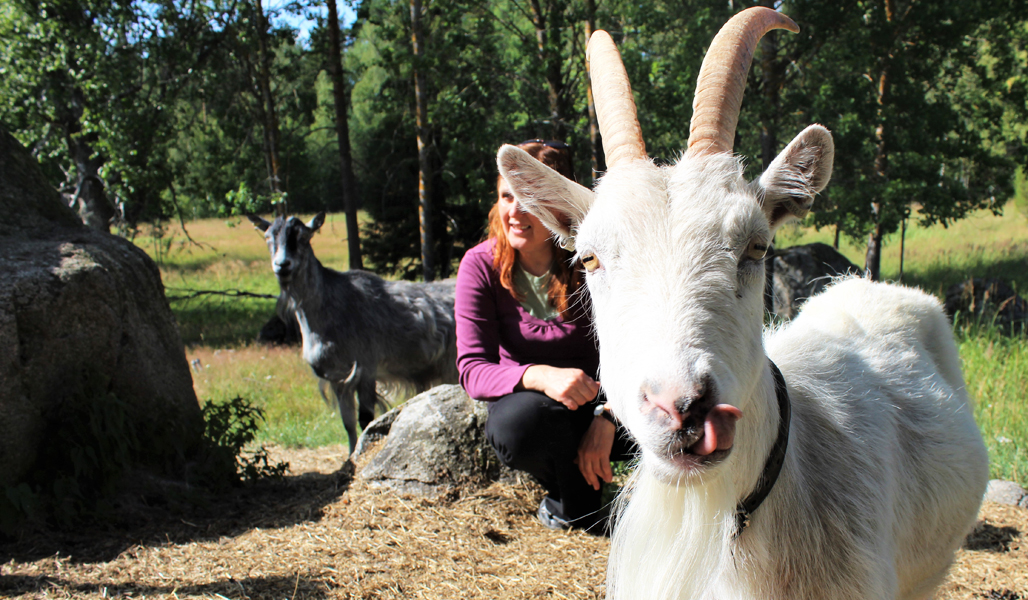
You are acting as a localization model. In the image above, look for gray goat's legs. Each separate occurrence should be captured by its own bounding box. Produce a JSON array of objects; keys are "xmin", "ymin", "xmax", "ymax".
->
[
  {"xmin": 331, "ymin": 381, "xmax": 360, "ymax": 454},
  {"xmin": 356, "ymin": 373, "xmax": 378, "ymax": 430}
]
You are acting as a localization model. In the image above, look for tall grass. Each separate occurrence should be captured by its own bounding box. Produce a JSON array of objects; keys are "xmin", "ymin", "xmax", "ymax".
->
[
  {"xmin": 138, "ymin": 208, "xmax": 1028, "ymax": 483},
  {"xmin": 958, "ymin": 320, "xmax": 1028, "ymax": 484}
]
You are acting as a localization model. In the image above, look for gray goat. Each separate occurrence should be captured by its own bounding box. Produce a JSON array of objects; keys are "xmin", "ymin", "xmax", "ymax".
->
[{"xmin": 248, "ymin": 212, "xmax": 458, "ymax": 453}]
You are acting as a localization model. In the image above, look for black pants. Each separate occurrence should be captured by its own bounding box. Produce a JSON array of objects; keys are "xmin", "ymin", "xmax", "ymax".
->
[{"xmin": 485, "ymin": 391, "xmax": 637, "ymax": 525}]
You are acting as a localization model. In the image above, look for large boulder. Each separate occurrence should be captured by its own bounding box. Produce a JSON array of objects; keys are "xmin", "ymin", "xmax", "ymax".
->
[
  {"xmin": 357, "ymin": 385, "xmax": 506, "ymax": 495},
  {"xmin": 0, "ymin": 128, "xmax": 202, "ymax": 487},
  {"xmin": 772, "ymin": 243, "xmax": 862, "ymax": 320}
]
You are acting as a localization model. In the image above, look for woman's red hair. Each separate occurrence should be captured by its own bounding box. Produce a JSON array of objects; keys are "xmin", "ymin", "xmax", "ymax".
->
[{"xmin": 488, "ymin": 140, "xmax": 583, "ymax": 318}]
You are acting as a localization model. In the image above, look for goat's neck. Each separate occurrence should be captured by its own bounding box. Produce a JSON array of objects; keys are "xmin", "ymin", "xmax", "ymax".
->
[
  {"xmin": 731, "ymin": 358, "xmax": 786, "ymax": 510},
  {"xmin": 282, "ymin": 256, "xmax": 328, "ymax": 326}
]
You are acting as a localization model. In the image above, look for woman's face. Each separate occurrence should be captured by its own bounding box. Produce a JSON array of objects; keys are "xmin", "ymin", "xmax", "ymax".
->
[{"xmin": 497, "ymin": 177, "xmax": 552, "ymax": 258}]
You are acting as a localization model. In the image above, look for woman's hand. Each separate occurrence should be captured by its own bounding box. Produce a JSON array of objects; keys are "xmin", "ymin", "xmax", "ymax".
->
[
  {"xmin": 520, "ymin": 365, "xmax": 599, "ymax": 410},
  {"xmin": 575, "ymin": 412, "xmax": 616, "ymax": 490}
]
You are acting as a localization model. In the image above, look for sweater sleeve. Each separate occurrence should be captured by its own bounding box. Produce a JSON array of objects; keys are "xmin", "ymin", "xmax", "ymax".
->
[{"xmin": 455, "ymin": 247, "xmax": 532, "ymax": 401}]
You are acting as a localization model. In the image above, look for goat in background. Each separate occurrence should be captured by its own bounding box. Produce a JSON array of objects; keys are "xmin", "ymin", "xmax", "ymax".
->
[
  {"xmin": 249, "ymin": 213, "xmax": 458, "ymax": 453},
  {"xmin": 499, "ymin": 8, "xmax": 988, "ymax": 600}
]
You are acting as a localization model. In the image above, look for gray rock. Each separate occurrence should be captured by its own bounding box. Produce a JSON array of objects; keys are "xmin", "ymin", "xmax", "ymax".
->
[
  {"xmin": 772, "ymin": 243, "xmax": 862, "ymax": 320},
  {"xmin": 943, "ymin": 278, "xmax": 1028, "ymax": 334},
  {"xmin": 351, "ymin": 404, "xmax": 402, "ymax": 459},
  {"xmin": 357, "ymin": 385, "xmax": 504, "ymax": 494},
  {"xmin": 984, "ymin": 479, "xmax": 1027, "ymax": 506},
  {"xmin": 0, "ymin": 127, "xmax": 202, "ymax": 486}
]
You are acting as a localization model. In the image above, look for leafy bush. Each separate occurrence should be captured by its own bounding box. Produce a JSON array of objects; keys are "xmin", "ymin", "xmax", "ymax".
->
[{"xmin": 201, "ymin": 397, "xmax": 289, "ymax": 483}]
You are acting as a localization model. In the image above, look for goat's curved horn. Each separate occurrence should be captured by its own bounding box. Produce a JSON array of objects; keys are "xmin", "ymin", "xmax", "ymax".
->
[
  {"xmin": 587, "ymin": 30, "xmax": 647, "ymax": 167},
  {"xmin": 686, "ymin": 7, "xmax": 799, "ymax": 159}
]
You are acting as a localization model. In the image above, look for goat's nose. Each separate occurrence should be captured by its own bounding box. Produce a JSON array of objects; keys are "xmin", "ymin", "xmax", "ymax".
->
[
  {"xmin": 275, "ymin": 259, "xmax": 292, "ymax": 271},
  {"xmin": 641, "ymin": 378, "xmax": 713, "ymax": 430}
]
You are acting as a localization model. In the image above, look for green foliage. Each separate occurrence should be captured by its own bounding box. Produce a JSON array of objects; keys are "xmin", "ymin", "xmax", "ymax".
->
[
  {"xmin": 2, "ymin": 0, "xmax": 1026, "ymax": 278},
  {"xmin": 201, "ymin": 397, "xmax": 289, "ymax": 482}
]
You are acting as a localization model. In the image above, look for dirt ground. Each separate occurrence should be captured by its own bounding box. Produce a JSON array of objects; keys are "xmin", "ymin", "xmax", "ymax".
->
[{"xmin": 1, "ymin": 444, "xmax": 1026, "ymax": 600}]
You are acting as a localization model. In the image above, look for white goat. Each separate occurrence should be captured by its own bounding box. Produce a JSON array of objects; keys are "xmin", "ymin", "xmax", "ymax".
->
[{"xmin": 498, "ymin": 8, "xmax": 988, "ymax": 600}]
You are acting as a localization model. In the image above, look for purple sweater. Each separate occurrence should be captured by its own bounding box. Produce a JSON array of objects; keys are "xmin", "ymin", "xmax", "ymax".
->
[{"xmin": 455, "ymin": 239, "xmax": 599, "ymax": 401}]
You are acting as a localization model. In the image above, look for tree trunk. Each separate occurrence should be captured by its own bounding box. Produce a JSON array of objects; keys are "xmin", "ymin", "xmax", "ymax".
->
[
  {"xmin": 68, "ymin": 136, "xmax": 114, "ymax": 232},
  {"xmin": 56, "ymin": 84, "xmax": 114, "ymax": 232},
  {"xmin": 758, "ymin": 0, "xmax": 783, "ymax": 172},
  {"xmin": 411, "ymin": 0, "xmax": 435, "ymax": 281},
  {"xmin": 898, "ymin": 217, "xmax": 906, "ymax": 282},
  {"xmin": 864, "ymin": 71, "xmax": 889, "ymax": 282},
  {"xmin": 254, "ymin": 0, "xmax": 283, "ymax": 202},
  {"xmin": 583, "ymin": 0, "xmax": 604, "ymax": 181},
  {"xmin": 326, "ymin": 0, "xmax": 364, "ymax": 271},
  {"xmin": 528, "ymin": 0, "xmax": 569, "ymax": 140},
  {"xmin": 864, "ymin": 0, "xmax": 896, "ymax": 281},
  {"xmin": 757, "ymin": 2, "xmax": 784, "ymax": 316}
]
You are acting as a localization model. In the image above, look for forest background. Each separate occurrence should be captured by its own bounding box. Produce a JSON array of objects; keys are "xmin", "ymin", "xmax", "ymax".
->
[{"xmin": 2, "ymin": 0, "xmax": 1028, "ymax": 281}]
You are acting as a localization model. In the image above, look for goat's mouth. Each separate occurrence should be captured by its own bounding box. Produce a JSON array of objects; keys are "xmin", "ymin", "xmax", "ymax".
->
[{"xmin": 657, "ymin": 404, "xmax": 741, "ymax": 470}]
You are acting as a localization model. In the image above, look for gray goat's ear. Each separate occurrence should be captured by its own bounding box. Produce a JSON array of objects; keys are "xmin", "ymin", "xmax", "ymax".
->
[
  {"xmin": 497, "ymin": 145, "xmax": 595, "ymax": 246},
  {"xmin": 247, "ymin": 214, "xmax": 272, "ymax": 233},
  {"xmin": 756, "ymin": 124, "xmax": 834, "ymax": 233},
  {"xmin": 307, "ymin": 212, "xmax": 326, "ymax": 233}
]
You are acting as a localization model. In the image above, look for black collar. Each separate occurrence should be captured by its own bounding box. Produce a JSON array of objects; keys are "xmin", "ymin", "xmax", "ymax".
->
[{"xmin": 734, "ymin": 359, "xmax": 791, "ymax": 539}]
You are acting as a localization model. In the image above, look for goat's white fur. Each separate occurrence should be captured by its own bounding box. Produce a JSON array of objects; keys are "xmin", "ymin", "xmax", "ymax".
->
[{"xmin": 498, "ymin": 124, "xmax": 988, "ymax": 599}]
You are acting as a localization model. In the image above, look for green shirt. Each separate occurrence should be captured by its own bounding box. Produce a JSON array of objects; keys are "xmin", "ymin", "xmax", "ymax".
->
[{"xmin": 513, "ymin": 264, "xmax": 560, "ymax": 321}]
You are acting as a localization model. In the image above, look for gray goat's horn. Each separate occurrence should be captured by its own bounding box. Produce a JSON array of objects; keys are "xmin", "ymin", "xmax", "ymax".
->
[
  {"xmin": 686, "ymin": 7, "xmax": 799, "ymax": 159},
  {"xmin": 588, "ymin": 30, "xmax": 647, "ymax": 168}
]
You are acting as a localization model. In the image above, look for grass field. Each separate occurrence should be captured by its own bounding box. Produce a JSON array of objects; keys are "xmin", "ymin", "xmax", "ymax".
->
[{"xmin": 136, "ymin": 208, "xmax": 1028, "ymax": 484}]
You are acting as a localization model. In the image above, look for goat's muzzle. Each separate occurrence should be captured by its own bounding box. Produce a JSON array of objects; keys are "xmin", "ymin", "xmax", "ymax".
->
[
  {"xmin": 274, "ymin": 260, "xmax": 294, "ymax": 283},
  {"xmin": 642, "ymin": 379, "xmax": 743, "ymax": 463}
]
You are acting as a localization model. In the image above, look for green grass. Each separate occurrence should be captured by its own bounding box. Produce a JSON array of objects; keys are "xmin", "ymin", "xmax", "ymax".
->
[
  {"xmin": 959, "ymin": 321, "xmax": 1028, "ymax": 484},
  {"xmin": 188, "ymin": 345, "xmax": 348, "ymax": 447},
  {"xmin": 138, "ymin": 209, "xmax": 1028, "ymax": 483},
  {"xmin": 776, "ymin": 207, "xmax": 1028, "ymax": 296}
]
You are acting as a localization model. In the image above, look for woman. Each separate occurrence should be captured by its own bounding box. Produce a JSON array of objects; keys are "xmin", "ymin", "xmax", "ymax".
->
[{"xmin": 455, "ymin": 139, "xmax": 636, "ymax": 533}]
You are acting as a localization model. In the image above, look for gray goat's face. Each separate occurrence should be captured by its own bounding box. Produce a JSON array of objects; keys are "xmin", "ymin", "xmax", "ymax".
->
[
  {"xmin": 498, "ymin": 127, "xmax": 833, "ymax": 482},
  {"xmin": 248, "ymin": 212, "xmax": 325, "ymax": 285}
]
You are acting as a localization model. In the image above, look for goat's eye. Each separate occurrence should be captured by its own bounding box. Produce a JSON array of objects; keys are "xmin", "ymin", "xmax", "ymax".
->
[
  {"xmin": 581, "ymin": 254, "xmax": 601, "ymax": 273},
  {"xmin": 746, "ymin": 240, "xmax": 769, "ymax": 261}
]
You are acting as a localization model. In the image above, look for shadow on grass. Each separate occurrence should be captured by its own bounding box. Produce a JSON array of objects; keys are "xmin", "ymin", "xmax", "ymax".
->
[
  {"xmin": 0, "ymin": 466, "xmax": 353, "ymax": 566},
  {"xmin": 899, "ymin": 255, "xmax": 1028, "ymax": 298},
  {"xmin": 172, "ymin": 296, "xmax": 277, "ymax": 346}
]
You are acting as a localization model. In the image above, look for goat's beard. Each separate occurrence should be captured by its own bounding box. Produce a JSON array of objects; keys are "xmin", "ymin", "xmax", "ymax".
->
[{"xmin": 607, "ymin": 461, "xmax": 738, "ymax": 600}]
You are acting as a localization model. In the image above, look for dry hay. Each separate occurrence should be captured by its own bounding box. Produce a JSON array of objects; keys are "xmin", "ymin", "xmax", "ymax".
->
[{"xmin": 1, "ymin": 444, "xmax": 1026, "ymax": 599}]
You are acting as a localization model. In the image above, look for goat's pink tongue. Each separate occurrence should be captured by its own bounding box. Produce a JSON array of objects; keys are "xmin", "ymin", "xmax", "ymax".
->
[{"xmin": 690, "ymin": 404, "xmax": 743, "ymax": 456}]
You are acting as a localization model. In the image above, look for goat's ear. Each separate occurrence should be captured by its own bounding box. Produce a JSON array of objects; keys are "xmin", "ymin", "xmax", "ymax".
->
[
  {"xmin": 497, "ymin": 145, "xmax": 595, "ymax": 246},
  {"xmin": 756, "ymin": 124, "xmax": 834, "ymax": 232},
  {"xmin": 247, "ymin": 214, "xmax": 271, "ymax": 233},
  {"xmin": 307, "ymin": 212, "xmax": 326, "ymax": 233}
]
